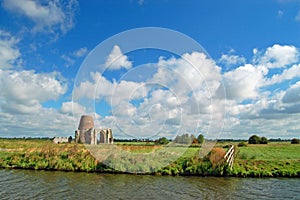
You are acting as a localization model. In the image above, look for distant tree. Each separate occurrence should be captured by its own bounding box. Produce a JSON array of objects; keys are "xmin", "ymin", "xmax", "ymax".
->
[
  {"xmin": 260, "ymin": 136, "xmax": 268, "ymax": 144},
  {"xmin": 238, "ymin": 142, "xmax": 247, "ymax": 147},
  {"xmin": 291, "ymin": 138, "xmax": 300, "ymax": 144},
  {"xmin": 155, "ymin": 137, "xmax": 169, "ymax": 145},
  {"xmin": 68, "ymin": 136, "xmax": 72, "ymax": 143},
  {"xmin": 248, "ymin": 135, "xmax": 261, "ymax": 144},
  {"xmin": 248, "ymin": 135, "xmax": 268, "ymax": 144},
  {"xmin": 197, "ymin": 134, "xmax": 205, "ymax": 144},
  {"xmin": 174, "ymin": 133, "xmax": 193, "ymax": 144}
]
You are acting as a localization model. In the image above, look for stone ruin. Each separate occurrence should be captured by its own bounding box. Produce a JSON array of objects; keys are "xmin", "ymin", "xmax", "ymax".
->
[
  {"xmin": 75, "ymin": 115, "xmax": 113, "ymax": 145},
  {"xmin": 53, "ymin": 136, "xmax": 72, "ymax": 144}
]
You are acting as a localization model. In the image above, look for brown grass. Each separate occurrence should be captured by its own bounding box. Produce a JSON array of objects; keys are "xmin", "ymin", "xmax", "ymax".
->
[{"xmin": 209, "ymin": 147, "xmax": 226, "ymax": 166}]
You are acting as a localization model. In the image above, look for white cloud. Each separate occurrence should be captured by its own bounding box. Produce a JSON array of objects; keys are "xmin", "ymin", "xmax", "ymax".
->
[
  {"xmin": 73, "ymin": 47, "xmax": 88, "ymax": 57},
  {"xmin": 0, "ymin": 69, "xmax": 67, "ymax": 114},
  {"xmin": 74, "ymin": 51, "xmax": 226, "ymax": 138},
  {"xmin": 61, "ymin": 101, "xmax": 86, "ymax": 115},
  {"xmin": 2, "ymin": 0, "xmax": 78, "ymax": 35},
  {"xmin": 253, "ymin": 48, "xmax": 258, "ymax": 55},
  {"xmin": 219, "ymin": 54, "xmax": 246, "ymax": 66},
  {"xmin": 1, "ymin": 40, "xmax": 300, "ymax": 139},
  {"xmin": 61, "ymin": 54, "xmax": 75, "ymax": 67},
  {"xmin": 260, "ymin": 44, "xmax": 299, "ymax": 68},
  {"xmin": 73, "ymin": 72, "xmax": 116, "ymax": 100},
  {"xmin": 0, "ymin": 30, "xmax": 21, "ymax": 69},
  {"xmin": 0, "ymin": 108, "xmax": 75, "ymax": 138},
  {"xmin": 281, "ymin": 81, "xmax": 300, "ymax": 104},
  {"xmin": 265, "ymin": 63, "xmax": 300, "ymax": 85},
  {"xmin": 105, "ymin": 45, "xmax": 132, "ymax": 70},
  {"xmin": 223, "ymin": 64, "xmax": 266, "ymax": 101}
]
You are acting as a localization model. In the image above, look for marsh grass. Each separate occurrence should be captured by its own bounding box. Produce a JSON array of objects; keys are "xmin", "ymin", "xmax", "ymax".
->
[{"xmin": 0, "ymin": 139, "xmax": 299, "ymax": 177}]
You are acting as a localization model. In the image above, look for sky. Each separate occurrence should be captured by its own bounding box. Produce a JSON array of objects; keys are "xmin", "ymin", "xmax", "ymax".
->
[{"xmin": 0, "ymin": 0, "xmax": 300, "ymax": 139}]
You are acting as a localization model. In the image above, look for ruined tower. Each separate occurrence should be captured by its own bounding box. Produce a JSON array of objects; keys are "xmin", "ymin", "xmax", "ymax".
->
[
  {"xmin": 75, "ymin": 115, "xmax": 113, "ymax": 144},
  {"xmin": 77, "ymin": 115, "xmax": 94, "ymax": 143}
]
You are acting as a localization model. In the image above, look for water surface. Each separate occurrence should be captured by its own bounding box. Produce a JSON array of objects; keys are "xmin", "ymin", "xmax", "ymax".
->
[{"xmin": 0, "ymin": 169, "xmax": 299, "ymax": 199}]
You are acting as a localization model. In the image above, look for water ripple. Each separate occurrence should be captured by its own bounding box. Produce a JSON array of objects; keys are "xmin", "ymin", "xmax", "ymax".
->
[{"xmin": 0, "ymin": 169, "xmax": 299, "ymax": 199}]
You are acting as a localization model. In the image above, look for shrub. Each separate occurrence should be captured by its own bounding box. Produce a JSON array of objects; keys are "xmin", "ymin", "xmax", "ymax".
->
[
  {"xmin": 248, "ymin": 135, "xmax": 261, "ymax": 144},
  {"xmin": 248, "ymin": 135, "xmax": 268, "ymax": 144},
  {"xmin": 209, "ymin": 147, "xmax": 226, "ymax": 167},
  {"xmin": 155, "ymin": 137, "xmax": 169, "ymax": 145},
  {"xmin": 291, "ymin": 138, "xmax": 300, "ymax": 144},
  {"xmin": 197, "ymin": 134, "xmax": 205, "ymax": 144},
  {"xmin": 174, "ymin": 133, "xmax": 193, "ymax": 144},
  {"xmin": 238, "ymin": 142, "xmax": 247, "ymax": 147},
  {"xmin": 260, "ymin": 137, "xmax": 268, "ymax": 144}
]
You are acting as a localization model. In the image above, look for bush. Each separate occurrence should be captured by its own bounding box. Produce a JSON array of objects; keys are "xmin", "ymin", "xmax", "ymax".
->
[
  {"xmin": 197, "ymin": 134, "xmax": 205, "ymax": 144},
  {"xmin": 260, "ymin": 137, "xmax": 268, "ymax": 144},
  {"xmin": 248, "ymin": 135, "xmax": 261, "ymax": 144},
  {"xmin": 291, "ymin": 138, "xmax": 300, "ymax": 144},
  {"xmin": 248, "ymin": 135, "xmax": 268, "ymax": 144},
  {"xmin": 155, "ymin": 137, "xmax": 169, "ymax": 145},
  {"xmin": 174, "ymin": 133, "xmax": 194, "ymax": 144},
  {"xmin": 238, "ymin": 142, "xmax": 247, "ymax": 147},
  {"xmin": 209, "ymin": 147, "xmax": 226, "ymax": 167}
]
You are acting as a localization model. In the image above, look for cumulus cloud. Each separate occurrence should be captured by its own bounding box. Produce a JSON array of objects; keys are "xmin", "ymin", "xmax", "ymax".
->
[
  {"xmin": 223, "ymin": 64, "xmax": 267, "ymax": 101},
  {"xmin": 61, "ymin": 101, "xmax": 86, "ymax": 115},
  {"xmin": 0, "ymin": 109, "xmax": 75, "ymax": 138},
  {"xmin": 2, "ymin": 0, "xmax": 78, "ymax": 35},
  {"xmin": 282, "ymin": 81, "xmax": 300, "ymax": 104},
  {"xmin": 260, "ymin": 44, "xmax": 298, "ymax": 68},
  {"xmin": 0, "ymin": 30, "xmax": 21, "ymax": 69},
  {"xmin": 73, "ymin": 72, "xmax": 116, "ymax": 100},
  {"xmin": 1, "ymin": 40, "xmax": 300, "ymax": 139},
  {"xmin": 105, "ymin": 45, "xmax": 132, "ymax": 70},
  {"xmin": 74, "ymin": 51, "xmax": 225, "ymax": 138},
  {"xmin": 219, "ymin": 54, "xmax": 246, "ymax": 66},
  {"xmin": 0, "ymin": 69, "xmax": 67, "ymax": 114},
  {"xmin": 265, "ymin": 64, "xmax": 300, "ymax": 85}
]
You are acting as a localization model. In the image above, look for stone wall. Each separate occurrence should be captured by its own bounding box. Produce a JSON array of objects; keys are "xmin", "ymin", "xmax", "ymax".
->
[{"xmin": 53, "ymin": 137, "xmax": 72, "ymax": 144}]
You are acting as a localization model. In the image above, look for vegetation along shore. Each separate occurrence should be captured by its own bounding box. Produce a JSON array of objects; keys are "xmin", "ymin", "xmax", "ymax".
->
[{"xmin": 0, "ymin": 138, "xmax": 299, "ymax": 177}]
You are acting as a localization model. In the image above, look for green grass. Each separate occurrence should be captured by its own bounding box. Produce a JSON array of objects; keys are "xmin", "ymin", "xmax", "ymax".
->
[
  {"xmin": 237, "ymin": 143, "xmax": 299, "ymax": 160},
  {"xmin": 232, "ymin": 143, "xmax": 300, "ymax": 177},
  {"xmin": 0, "ymin": 138, "xmax": 299, "ymax": 177}
]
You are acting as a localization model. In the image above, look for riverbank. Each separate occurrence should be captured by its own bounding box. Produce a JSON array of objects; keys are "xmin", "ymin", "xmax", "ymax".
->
[{"xmin": 0, "ymin": 139, "xmax": 299, "ymax": 177}]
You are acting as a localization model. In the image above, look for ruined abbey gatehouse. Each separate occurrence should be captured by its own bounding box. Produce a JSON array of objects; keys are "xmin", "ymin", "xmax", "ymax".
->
[{"xmin": 75, "ymin": 115, "xmax": 113, "ymax": 145}]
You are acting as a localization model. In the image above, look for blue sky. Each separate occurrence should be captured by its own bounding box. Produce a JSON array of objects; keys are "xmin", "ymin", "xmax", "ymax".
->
[{"xmin": 0, "ymin": 0, "xmax": 300, "ymax": 139}]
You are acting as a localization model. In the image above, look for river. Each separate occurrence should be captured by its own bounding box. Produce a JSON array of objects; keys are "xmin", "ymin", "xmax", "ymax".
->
[{"xmin": 0, "ymin": 169, "xmax": 299, "ymax": 199}]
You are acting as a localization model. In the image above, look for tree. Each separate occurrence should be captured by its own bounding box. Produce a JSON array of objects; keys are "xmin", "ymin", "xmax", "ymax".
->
[
  {"xmin": 260, "ymin": 136, "xmax": 268, "ymax": 144},
  {"xmin": 155, "ymin": 137, "xmax": 169, "ymax": 145},
  {"xmin": 248, "ymin": 135, "xmax": 261, "ymax": 144},
  {"xmin": 248, "ymin": 135, "xmax": 269, "ymax": 144},
  {"xmin": 174, "ymin": 133, "xmax": 193, "ymax": 144},
  {"xmin": 197, "ymin": 134, "xmax": 204, "ymax": 144},
  {"xmin": 291, "ymin": 138, "xmax": 300, "ymax": 144}
]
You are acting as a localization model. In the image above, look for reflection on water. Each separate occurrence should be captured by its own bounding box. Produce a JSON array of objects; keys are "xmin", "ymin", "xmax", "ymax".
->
[{"xmin": 0, "ymin": 169, "xmax": 299, "ymax": 199}]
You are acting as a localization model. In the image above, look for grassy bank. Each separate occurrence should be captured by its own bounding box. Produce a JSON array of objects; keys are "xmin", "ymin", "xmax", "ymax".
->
[
  {"xmin": 232, "ymin": 143, "xmax": 300, "ymax": 177},
  {"xmin": 0, "ymin": 139, "xmax": 299, "ymax": 177}
]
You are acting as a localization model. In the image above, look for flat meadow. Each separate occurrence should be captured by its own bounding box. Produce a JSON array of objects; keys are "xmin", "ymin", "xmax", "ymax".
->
[{"xmin": 0, "ymin": 138, "xmax": 299, "ymax": 177}]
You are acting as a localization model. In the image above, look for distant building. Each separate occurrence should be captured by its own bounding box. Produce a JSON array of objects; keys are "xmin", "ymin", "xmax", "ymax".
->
[
  {"xmin": 53, "ymin": 136, "xmax": 72, "ymax": 144},
  {"xmin": 75, "ymin": 115, "xmax": 113, "ymax": 145}
]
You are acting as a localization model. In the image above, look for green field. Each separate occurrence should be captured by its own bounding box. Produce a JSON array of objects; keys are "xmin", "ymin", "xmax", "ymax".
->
[
  {"xmin": 0, "ymin": 139, "xmax": 299, "ymax": 177},
  {"xmin": 232, "ymin": 142, "xmax": 300, "ymax": 177}
]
